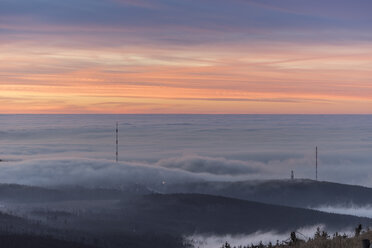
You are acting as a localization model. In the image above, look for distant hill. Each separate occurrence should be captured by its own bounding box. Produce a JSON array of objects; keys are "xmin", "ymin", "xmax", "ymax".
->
[
  {"xmin": 162, "ymin": 179, "xmax": 372, "ymax": 208},
  {"xmin": 118, "ymin": 193, "xmax": 372, "ymax": 235},
  {"xmin": 7, "ymin": 180, "xmax": 372, "ymax": 209}
]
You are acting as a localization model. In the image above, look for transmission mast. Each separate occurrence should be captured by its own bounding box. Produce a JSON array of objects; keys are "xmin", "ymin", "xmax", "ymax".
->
[
  {"xmin": 315, "ymin": 146, "xmax": 318, "ymax": 181},
  {"xmin": 116, "ymin": 122, "xmax": 119, "ymax": 163}
]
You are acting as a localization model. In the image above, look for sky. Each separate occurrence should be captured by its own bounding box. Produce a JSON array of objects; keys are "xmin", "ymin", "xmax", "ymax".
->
[{"xmin": 1, "ymin": 0, "xmax": 372, "ymax": 114}]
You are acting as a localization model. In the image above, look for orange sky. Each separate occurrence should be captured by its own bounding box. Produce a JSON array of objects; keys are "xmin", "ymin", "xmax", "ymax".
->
[
  {"xmin": 2, "ymin": 0, "xmax": 372, "ymax": 114},
  {"xmin": 2, "ymin": 41, "xmax": 372, "ymax": 114}
]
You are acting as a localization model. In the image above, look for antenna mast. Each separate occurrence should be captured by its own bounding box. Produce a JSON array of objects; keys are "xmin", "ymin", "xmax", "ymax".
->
[
  {"xmin": 315, "ymin": 146, "xmax": 318, "ymax": 181},
  {"xmin": 116, "ymin": 122, "xmax": 119, "ymax": 163}
]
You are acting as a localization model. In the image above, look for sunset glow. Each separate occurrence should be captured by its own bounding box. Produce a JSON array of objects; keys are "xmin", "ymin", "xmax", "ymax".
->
[{"xmin": 2, "ymin": 0, "xmax": 372, "ymax": 113}]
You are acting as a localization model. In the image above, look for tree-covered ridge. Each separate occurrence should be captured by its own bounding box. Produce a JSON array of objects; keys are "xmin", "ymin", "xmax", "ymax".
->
[{"xmin": 220, "ymin": 225, "xmax": 371, "ymax": 248}]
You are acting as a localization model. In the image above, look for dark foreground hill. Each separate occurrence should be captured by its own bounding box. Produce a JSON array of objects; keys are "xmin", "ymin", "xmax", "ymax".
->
[
  {"xmin": 2, "ymin": 183, "xmax": 372, "ymax": 247},
  {"xmin": 162, "ymin": 179, "xmax": 372, "ymax": 208},
  {"xmin": 0, "ymin": 207, "xmax": 185, "ymax": 248},
  {"xmin": 117, "ymin": 193, "xmax": 372, "ymax": 235},
  {"xmin": 0, "ymin": 234, "xmax": 99, "ymax": 248}
]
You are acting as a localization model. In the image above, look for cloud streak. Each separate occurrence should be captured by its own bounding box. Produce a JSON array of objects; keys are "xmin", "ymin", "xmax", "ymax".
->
[
  {"xmin": 156, "ymin": 155, "xmax": 264, "ymax": 176},
  {"xmin": 314, "ymin": 205, "xmax": 372, "ymax": 219}
]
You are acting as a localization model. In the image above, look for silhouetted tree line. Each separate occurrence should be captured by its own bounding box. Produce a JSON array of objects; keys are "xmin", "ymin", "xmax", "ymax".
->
[{"xmin": 219, "ymin": 224, "xmax": 368, "ymax": 248}]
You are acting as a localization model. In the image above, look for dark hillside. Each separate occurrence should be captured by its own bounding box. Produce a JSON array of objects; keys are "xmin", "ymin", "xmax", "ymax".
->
[
  {"xmin": 0, "ymin": 234, "xmax": 99, "ymax": 248},
  {"xmin": 164, "ymin": 179, "xmax": 372, "ymax": 208},
  {"xmin": 0, "ymin": 184, "xmax": 150, "ymax": 203},
  {"xmin": 118, "ymin": 193, "xmax": 372, "ymax": 235}
]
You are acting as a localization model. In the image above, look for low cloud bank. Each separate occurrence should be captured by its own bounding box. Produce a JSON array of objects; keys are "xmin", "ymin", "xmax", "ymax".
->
[
  {"xmin": 0, "ymin": 155, "xmax": 266, "ymax": 187},
  {"xmin": 4, "ymin": 155, "xmax": 372, "ymax": 190},
  {"xmin": 0, "ymin": 158, "xmax": 199, "ymax": 187},
  {"xmin": 314, "ymin": 205, "xmax": 372, "ymax": 219}
]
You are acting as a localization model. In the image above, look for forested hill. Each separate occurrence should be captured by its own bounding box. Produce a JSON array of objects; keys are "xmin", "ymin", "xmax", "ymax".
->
[
  {"xmin": 163, "ymin": 179, "xmax": 372, "ymax": 208},
  {"xmin": 118, "ymin": 193, "xmax": 372, "ymax": 235}
]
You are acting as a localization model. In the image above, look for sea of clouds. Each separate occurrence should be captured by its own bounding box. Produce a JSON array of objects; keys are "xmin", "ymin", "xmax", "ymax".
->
[{"xmin": 1, "ymin": 115, "xmax": 372, "ymax": 186}]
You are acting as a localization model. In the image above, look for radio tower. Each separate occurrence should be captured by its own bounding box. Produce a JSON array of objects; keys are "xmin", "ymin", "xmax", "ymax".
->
[
  {"xmin": 116, "ymin": 122, "xmax": 119, "ymax": 163},
  {"xmin": 315, "ymin": 146, "xmax": 318, "ymax": 181}
]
